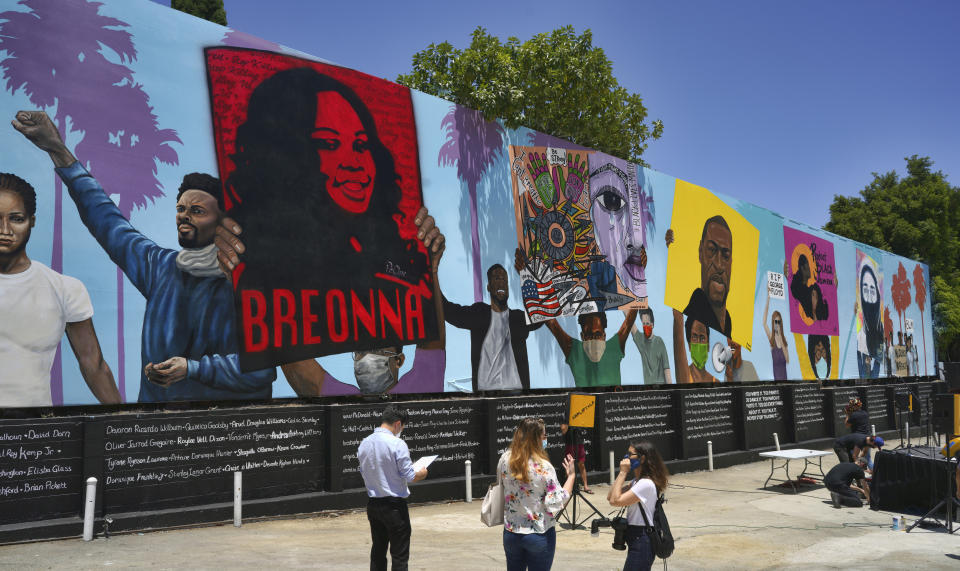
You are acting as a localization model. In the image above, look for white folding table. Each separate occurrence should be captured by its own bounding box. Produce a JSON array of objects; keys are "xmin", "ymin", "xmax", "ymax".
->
[{"xmin": 759, "ymin": 449, "xmax": 832, "ymax": 493}]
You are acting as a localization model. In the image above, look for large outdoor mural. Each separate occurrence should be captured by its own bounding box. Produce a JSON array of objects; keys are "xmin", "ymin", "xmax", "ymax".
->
[{"xmin": 0, "ymin": 0, "xmax": 937, "ymax": 407}]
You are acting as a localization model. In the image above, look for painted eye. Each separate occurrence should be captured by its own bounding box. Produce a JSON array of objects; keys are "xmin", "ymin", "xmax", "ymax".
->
[
  {"xmin": 313, "ymin": 138, "xmax": 339, "ymax": 151},
  {"xmin": 353, "ymin": 137, "xmax": 370, "ymax": 153},
  {"xmin": 597, "ymin": 190, "xmax": 624, "ymax": 212}
]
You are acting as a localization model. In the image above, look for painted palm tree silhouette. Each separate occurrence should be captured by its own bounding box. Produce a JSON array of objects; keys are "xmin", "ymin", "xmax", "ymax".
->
[
  {"xmin": 439, "ymin": 105, "xmax": 506, "ymax": 301},
  {"xmin": 0, "ymin": 0, "xmax": 180, "ymax": 403}
]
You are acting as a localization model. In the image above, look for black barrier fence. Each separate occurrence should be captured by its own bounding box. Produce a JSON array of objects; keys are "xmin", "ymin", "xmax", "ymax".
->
[{"xmin": 0, "ymin": 380, "xmax": 943, "ymax": 540}]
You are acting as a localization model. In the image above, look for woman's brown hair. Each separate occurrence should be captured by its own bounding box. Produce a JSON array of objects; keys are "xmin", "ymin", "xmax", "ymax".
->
[
  {"xmin": 508, "ymin": 417, "xmax": 548, "ymax": 483},
  {"xmin": 629, "ymin": 440, "xmax": 669, "ymax": 494}
]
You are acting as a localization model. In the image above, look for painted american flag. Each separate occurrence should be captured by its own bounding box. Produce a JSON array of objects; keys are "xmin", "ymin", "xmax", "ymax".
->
[{"xmin": 522, "ymin": 278, "xmax": 560, "ymax": 319}]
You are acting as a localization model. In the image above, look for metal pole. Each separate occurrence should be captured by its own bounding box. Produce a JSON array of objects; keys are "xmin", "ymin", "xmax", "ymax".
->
[
  {"xmin": 83, "ymin": 477, "xmax": 97, "ymax": 541},
  {"xmin": 465, "ymin": 460, "xmax": 472, "ymax": 503},
  {"xmin": 234, "ymin": 471, "xmax": 242, "ymax": 528},
  {"xmin": 609, "ymin": 450, "xmax": 615, "ymax": 485},
  {"xmin": 773, "ymin": 433, "xmax": 780, "ymax": 451},
  {"xmin": 906, "ymin": 422, "xmax": 910, "ymax": 444},
  {"xmin": 872, "ymin": 424, "xmax": 876, "ymax": 436},
  {"xmin": 707, "ymin": 441, "xmax": 714, "ymax": 472}
]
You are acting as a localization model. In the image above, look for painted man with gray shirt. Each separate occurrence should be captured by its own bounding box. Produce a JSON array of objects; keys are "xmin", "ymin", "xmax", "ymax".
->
[{"xmin": 630, "ymin": 308, "xmax": 672, "ymax": 384}]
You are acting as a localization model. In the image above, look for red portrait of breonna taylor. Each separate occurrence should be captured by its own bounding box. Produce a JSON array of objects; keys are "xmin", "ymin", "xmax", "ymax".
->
[{"xmin": 205, "ymin": 47, "xmax": 438, "ymax": 371}]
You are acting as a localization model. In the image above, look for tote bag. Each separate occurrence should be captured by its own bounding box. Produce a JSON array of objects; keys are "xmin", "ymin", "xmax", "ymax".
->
[{"xmin": 480, "ymin": 471, "xmax": 504, "ymax": 527}]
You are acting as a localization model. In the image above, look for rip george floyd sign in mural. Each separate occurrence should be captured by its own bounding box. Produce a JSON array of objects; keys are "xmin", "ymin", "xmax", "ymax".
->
[{"xmin": 0, "ymin": 0, "xmax": 936, "ymax": 407}]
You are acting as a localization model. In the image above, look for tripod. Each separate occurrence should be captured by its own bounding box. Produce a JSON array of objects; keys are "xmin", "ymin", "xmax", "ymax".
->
[
  {"xmin": 558, "ymin": 479, "xmax": 606, "ymax": 530},
  {"xmin": 893, "ymin": 398, "xmax": 913, "ymax": 452},
  {"xmin": 907, "ymin": 447, "xmax": 960, "ymax": 534},
  {"xmin": 924, "ymin": 395, "xmax": 941, "ymax": 448}
]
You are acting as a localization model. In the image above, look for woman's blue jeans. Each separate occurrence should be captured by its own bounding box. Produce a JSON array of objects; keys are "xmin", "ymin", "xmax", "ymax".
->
[
  {"xmin": 623, "ymin": 526, "xmax": 655, "ymax": 571},
  {"xmin": 503, "ymin": 527, "xmax": 556, "ymax": 571}
]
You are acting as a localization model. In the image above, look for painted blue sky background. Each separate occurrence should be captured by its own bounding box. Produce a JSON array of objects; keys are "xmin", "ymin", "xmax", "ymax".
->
[{"xmin": 154, "ymin": 0, "xmax": 960, "ymax": 230}]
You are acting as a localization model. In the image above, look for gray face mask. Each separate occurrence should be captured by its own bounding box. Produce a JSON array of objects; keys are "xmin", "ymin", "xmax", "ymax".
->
[
  {"xmin": 354, "ymin": 353, "xmax": 398, "ymax": 394},
  {"xmin": 583, "ymin": 339, "xmax": 606, "ymax": 363},
  {"xmin": 175, "ymin": 243, "xmax": 223, "ymax": 278}
]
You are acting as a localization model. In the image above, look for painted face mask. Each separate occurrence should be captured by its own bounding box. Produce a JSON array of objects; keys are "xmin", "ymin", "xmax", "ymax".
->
[
  {"xmin": 690, "ymin": 342, "xmax": 708, "ymax": 370},
  {"xmin": 815, "ymin": 358, "xmax": 829, "ymax": 379},
  {"xmin": 583, "ymin": 339, "xmax": 606, "ymax": 363},
  {"xmin": 175, "ymin": 243, "xmax": 223, "ymax": 278},
  {"xmin": 354, "ymin": 353, "xmax": 398, "ymax": 394},
  {"xmin": 642, "ymin": 324, "xmax": 653, "ymax": 339}
]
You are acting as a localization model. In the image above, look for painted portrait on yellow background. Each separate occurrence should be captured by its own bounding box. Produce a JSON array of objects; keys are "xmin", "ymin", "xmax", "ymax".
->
[
  {"xmin": 664, "ymin": 180, "xmax": 759, "ymax": 350},
  {"xmin": 793, "ymin": 333, "xmax": 840, "ymax": 380}
]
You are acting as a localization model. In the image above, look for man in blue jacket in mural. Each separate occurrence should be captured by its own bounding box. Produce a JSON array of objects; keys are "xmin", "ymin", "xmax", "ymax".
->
[{"xmin": 13, "ymin": 110, "xmax": 276, "ymax": 403}]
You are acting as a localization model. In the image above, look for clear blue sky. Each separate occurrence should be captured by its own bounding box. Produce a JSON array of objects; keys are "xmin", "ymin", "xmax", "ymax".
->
[{"xmin": 154, "ymin": 0, "xmax": 959, "ymax": 230}]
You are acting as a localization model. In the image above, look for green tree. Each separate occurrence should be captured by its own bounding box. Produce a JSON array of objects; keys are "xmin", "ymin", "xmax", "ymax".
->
[
  {"xmin": 825, "ymin": 155, "xmax": 960, "ymax": 359},
  {"xmin": 172, "ymin": 0, "xmax": 226, "ymax": 26},
  {"xmin": 397, "ymin": 26, "xmax": 663, "ymax": 166}
]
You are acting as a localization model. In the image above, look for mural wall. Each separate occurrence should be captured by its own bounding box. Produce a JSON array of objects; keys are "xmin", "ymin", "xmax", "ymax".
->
[{"xmin": 0, "ymin": 0, "xmax": 936, "ymax": 407}]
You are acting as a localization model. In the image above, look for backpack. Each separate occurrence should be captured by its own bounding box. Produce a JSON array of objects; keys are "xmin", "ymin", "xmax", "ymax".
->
[{"xmin": 639, "ymin": 493, "xmax": 674, "ymax": 559}]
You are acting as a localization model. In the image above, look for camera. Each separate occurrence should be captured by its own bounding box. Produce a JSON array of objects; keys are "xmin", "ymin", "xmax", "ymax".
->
[
  {"xmin": 590, "ymin": 517, "xmax": 607, "ymax": 537},
  {"xmin": 590, "ymin": 515, "xmax": 629, "ymax": 551},
  {"xmin": 611, "ymin": 516, "xmax": 628, "ymax": 550}
]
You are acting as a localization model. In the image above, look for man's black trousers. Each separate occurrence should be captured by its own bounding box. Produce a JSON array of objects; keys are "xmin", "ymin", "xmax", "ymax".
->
[
  {"xmin": 833, "ymin": 446, "xmax": 853, "ymax": 463},
  {"xmin": 367, "ymin": 497, "xmax": 411, "ymax": 571},
  {"xmin": 826, "ymin": 482, "xmax": 863, "ymax": 507}
]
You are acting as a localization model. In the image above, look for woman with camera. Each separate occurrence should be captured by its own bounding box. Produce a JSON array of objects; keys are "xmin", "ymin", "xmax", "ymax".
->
[
  {"xmin": 607, "ymin": 440, "xmax": 670, "ymax": 571},
  {"xmin": 498, "ymin": 417, "xmax": 576, "ymax": 571}
]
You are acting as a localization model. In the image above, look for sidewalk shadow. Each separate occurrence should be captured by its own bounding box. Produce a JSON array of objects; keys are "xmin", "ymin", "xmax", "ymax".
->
[{"xmin": 754, "ymin": 481, "xmax": 825, "ymax": 495}]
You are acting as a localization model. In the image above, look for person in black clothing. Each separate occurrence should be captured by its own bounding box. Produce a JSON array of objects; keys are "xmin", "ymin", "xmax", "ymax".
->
[
  {"xmin": 956, "ymin": 451, "xmax": 960, "ymax": 501},
  {"xmin": 825, "ymin": 458, "xmax": 870, "ymax": 508},
  {"xmin": 845, "ymin": 398, "xmax": 870, "ymax": 435},
  {"xmin": 442, "ymin": 257, "xmax": 543, "ymax": 393},
  {"xmin": 833, "ymin": 433, "xmax": 883, "ymax": 463},
  {"xmin": 846, "ymin": 409, "xmax": 870, "ymax": 434}
]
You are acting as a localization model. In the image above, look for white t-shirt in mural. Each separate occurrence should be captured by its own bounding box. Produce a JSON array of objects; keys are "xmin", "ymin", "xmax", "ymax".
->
[
  {"xmin": 477, "ymin": 309, "xmax": 522, "ymax": 391},
  {"xmin": 0, "ymin": 261, "xmax": 93, "ymax": 407}
]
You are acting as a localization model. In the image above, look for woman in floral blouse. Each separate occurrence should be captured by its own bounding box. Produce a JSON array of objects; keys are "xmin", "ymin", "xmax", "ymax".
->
[{"xmin": 498, "ymin": 417, "xmax": 575, "ymax": 570}]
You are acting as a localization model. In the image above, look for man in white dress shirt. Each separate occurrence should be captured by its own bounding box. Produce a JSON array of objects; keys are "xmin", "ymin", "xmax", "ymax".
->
[{"xmin": 357, "ymin": 405, "xmax": 428, "ymax": 571}]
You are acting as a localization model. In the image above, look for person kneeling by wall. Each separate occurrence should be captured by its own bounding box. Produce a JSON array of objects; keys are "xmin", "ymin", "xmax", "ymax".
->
[{"xmin": 824, "ymin": 457, "xmax": 871, "ymax": 508}]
